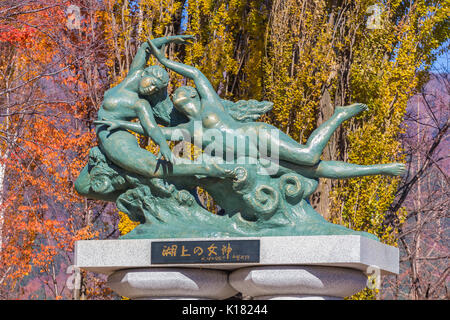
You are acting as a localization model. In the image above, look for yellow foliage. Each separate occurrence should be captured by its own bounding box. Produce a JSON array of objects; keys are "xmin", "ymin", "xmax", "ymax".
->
[
  {"xmin": 99, "ymin": 4, "xmax": 449, "ymax": 304},
  {"xmin": 329, "ymin": 0, "xmax": 448, "ymax": 249},
  {"xmin": 264, "ymin": 0, "xmax": 333, "ymax": 142},
  {"xmin": 118, "ymin": 211, "xmax": 139, "ymax": 236}
]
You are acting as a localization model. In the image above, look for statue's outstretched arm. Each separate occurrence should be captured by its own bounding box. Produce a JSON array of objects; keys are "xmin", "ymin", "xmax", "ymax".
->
[
  {"xmin": 128, "ymin": 42, "xmax": 151, "ymax": 74},
  {"xmin": 129, "ymin": 35, "xmax": 195, "ymax": 74},
  {"xmin": 94, "ymin": 119, "xmax": 190, "ymax": 142},
  {"xmin": 148, "ymin": 40, "xmax": 220, "ymax": 103}
]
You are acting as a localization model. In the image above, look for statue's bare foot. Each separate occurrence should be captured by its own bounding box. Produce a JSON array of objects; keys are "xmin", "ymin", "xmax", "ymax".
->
[
  {"xmin": 381, "ymin": 163, "xmax": 406, "ymax": 176},
  {"xmin": 335, "ymin": 103, "xmax": 368, "ymax": 120}
]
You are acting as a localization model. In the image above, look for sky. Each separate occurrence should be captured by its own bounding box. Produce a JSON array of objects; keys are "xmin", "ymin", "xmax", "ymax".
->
[{"xmin": 432, "ymin": 42, "xmax": 449, "ymax": 73}]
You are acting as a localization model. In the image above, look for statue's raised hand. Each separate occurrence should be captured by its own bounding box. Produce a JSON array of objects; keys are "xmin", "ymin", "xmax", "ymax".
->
[
  {"xmin": 172, "ymin": 34, "xmax": 195, "ymax": 45},
  {"xmin": 148, "ymin": 35, "xmax": 195, "ymax": 60},
  {"xmin": 158, "ymin": 144, "xmax": 176, "ymax": 164},
  {"xmin": 148, "ymin": 39, "xmax": 166, "ymax": 60}
]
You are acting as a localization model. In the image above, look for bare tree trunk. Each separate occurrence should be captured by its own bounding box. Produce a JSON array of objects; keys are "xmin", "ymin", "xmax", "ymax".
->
[
  {"xmin": 311, "ymin": 86, "xmax": 334, "ymax": 219},
  {"xmin": 0, "ymin": 63, "xmax": 15, "ymax": 255}
]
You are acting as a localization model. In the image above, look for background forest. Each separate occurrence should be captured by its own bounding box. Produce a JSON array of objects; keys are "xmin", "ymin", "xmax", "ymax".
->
[{"xmin": 0, "ymin": 0, "xmax": 448, "ymax": 300}]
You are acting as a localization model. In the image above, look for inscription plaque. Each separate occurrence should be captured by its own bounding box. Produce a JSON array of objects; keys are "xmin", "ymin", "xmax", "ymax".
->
[{"xmin": 151, "ymin": 239, "xmax": 260, "ymax": 264}]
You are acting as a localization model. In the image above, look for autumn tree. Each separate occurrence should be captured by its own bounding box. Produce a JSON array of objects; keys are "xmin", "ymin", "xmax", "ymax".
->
[{"xmin": 0, "ymin": 0, "xmax": 116, "ymax": 299}]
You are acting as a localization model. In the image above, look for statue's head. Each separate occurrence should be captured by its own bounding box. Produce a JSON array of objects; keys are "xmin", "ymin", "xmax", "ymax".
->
[
  {"xmin": 172, "ymin": 86, "xmax": 201, "ymax": 117},
  {"xmin": 139, "ymin": 65, "xmax": 169, "ymax": 96}
]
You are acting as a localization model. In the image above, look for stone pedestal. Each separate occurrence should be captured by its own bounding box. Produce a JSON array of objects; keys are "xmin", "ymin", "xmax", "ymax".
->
[
  {"xmin": 107, "ymin": 268, "xmax": 237, "ymax": 300},
  {"xmin": 229, "ymin": 266, "xmax": 367, "ymax": 300},
  {"xmin": 75, "ymin": 235, "xmax": 398, "ymax": 300}
]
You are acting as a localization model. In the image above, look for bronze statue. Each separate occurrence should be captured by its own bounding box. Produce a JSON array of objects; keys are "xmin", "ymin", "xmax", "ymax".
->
[{"xmin": 75, "ymin": 36, "xmax": 405, "ymax": 240}]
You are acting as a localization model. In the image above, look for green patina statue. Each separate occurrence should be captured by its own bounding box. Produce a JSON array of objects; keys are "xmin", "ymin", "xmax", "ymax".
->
[{"xmin": 75, "ymin": 36, "xmax": 405, "ymax": 241}]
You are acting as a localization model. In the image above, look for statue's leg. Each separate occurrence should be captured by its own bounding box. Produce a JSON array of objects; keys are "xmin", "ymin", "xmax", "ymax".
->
[
  {"xmin": 292, "ymin": 160, "xmax": 406, "ymax": 179},
  {"xmin": 74, "ymin": 163, "xmax": 124, "ymax": 201},
  {"xmin": 258, "ymin": 104, "xmax": 368, "ymax": 166},
  {"xmin": 304, "ymin": 103, "xmax": 368, "ymax": 156},
  {"xmin": 97, "ymin": 128, "xmax": 233, "ymax": 178}
]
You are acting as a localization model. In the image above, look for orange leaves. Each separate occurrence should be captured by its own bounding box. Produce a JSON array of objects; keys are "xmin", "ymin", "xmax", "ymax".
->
[
  {"xmin": 0, "ymin": 25, "xmax": 34, "ymax": 45},
  {"xmin": 0, "ymin": 1, "xmax": 110, "ymax": 299},
  {"xmin": 73, "ymin": 225, "xmax": 99, "ymax": 243}
]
